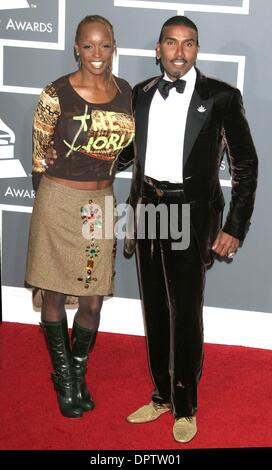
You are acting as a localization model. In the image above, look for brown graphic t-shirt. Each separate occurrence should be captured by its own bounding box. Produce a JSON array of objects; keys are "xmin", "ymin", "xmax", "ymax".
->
[{"xmin": 32, "ymin": 74, "xmax": 135, "ymax": 181}]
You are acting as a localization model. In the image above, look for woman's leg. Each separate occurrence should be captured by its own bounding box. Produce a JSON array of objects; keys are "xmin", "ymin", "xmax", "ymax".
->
[
  {"xmin": 71, "ymin": 295, "xmax": 104, "ymax": 411},
  {"xmin": 75, "ymin": 295, "xmax": 103, "ymax": 330},
  {"xmin": 41, "ymin": 289, "xmax": 66, "ymax": 322},
  {"xmin": 40, "ymin": 290, "xmax": 83, "ymax": 418}
]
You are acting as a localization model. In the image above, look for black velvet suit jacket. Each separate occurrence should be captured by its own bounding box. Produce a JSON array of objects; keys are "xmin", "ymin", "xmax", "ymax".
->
[{"xmin": 123, "ymin": 68, "xmax": 258, "ymax": 266}]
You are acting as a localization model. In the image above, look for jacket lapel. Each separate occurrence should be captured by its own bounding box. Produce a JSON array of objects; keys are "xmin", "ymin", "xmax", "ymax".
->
[
  {"xmin": 183, "ymin": 70, "xmax": 214, "ymax": 169},
  {"xmin": 135, "ymin": 77, "xmax": 159, "ymax": 169}
]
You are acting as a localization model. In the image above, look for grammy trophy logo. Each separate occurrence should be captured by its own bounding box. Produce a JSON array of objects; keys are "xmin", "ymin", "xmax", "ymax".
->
[{"xmin": 0, "ymin": 118, "xmax": 27, "ymax": 178}]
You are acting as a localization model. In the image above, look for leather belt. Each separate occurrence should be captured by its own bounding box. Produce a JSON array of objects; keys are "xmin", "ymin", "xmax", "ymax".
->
[{"xmin": 144, "ymin": 176, "xmax": 185, "ymax": 199}]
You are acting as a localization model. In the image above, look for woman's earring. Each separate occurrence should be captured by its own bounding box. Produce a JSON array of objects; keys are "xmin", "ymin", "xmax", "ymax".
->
[{"xmin": 77, "ymin": 53, "xmax": 81, "ymax": 68}]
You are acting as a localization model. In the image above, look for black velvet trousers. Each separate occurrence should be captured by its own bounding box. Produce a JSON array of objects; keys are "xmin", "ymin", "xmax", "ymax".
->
[{"xmin": 136, "ymin": 182, "xmax": 206, "ymax": 418}]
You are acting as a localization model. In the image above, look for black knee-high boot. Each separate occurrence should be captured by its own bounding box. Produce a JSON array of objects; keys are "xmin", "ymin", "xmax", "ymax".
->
[
  {"xmin": 71, "ymin": 321, "xmax": 97, "ymax": 411},
  {"xmin": 41, "ymin": 318, "xmax": 83, "ymax": 418}
]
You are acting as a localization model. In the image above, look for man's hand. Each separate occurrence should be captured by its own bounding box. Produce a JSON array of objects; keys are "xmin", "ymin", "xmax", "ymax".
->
[
  {"xmin": 44, "ymin": 141, "xmax": 58, "ymax": 167},
  {"xmin": 212, "ymin": 230, "xmax": 240, "ymax": 259}
]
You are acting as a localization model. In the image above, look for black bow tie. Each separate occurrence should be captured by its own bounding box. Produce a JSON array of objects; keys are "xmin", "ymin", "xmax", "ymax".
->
[{"xmin": 157, "ymin": 77, "xmax": 186, "ymax": 100}]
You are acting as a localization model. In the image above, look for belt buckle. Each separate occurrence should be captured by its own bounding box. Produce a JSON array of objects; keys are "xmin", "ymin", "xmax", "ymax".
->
[{"xmin": 155, "ymin": 187, "xmax": 164, "ymax": 197}]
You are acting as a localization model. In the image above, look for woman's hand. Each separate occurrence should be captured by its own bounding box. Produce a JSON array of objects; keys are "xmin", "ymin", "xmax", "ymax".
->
[{"xmin": 45, "ymin": 141, "xmax": 58, "ymax": 167}]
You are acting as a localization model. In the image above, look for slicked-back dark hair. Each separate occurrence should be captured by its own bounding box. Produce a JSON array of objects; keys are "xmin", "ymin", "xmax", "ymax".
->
[
  {"xmin": 75, "ymin": 15, "xmax": 115, "ymax": 44},
  {"xmin": 158, "ymin": 15, "xmax": 199, "ymax": 46}
]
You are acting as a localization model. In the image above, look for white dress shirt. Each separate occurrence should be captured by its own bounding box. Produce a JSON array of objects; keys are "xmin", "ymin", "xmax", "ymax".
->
[{"xmin": 144, "ymin": 66, "xmax": 196, "ymax": 183}]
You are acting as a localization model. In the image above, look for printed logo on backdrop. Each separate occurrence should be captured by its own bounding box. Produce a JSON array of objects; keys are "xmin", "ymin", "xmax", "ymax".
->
[
  {"xmin": 113, "ymin": 0, "xmax": 250, "ymax": 15},
  {"xmin": 0, "ymin": 0, "xmax": 65, "ymax": 198},
  {"xmin": 0, "ymin": 117, "xmax": 27, "ymax": 178},
  {"xmin": 0, "ymin": 0, "xmax": 58, "ymax": 39},
  {"xmin": 0, "ymin": 0, "xmax": 65, "ymax": 95},
  {"xmin": 0, "ymin": 115, "xmax": 36, "ymax": 201},
  {"xmin": 114, "ymin": 0, "xmax": 250, "ymax": 189},
  {"xmin": 0, "ymin": 0, "xmax": 30, "ymax": 10}
]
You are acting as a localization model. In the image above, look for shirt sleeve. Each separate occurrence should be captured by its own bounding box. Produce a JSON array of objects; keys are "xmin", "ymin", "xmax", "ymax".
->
[{"xmin": 32, "ymin": 82, "xmax": 60, "ymax": 173}]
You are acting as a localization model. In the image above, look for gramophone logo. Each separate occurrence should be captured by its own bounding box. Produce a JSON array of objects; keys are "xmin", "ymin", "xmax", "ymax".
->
[
  {"xmin": 0, "ymin": 118, "xmax": 27, "ymax": 178},
  {"xmin": 0, "ymin": 0, "xmax": 30, "ymax": 9}
]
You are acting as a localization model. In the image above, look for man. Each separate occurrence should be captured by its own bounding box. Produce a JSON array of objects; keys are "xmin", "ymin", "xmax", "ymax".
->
[{"xmin": 124, "ymin": 16, "xmax": 258, "ymax": 443}]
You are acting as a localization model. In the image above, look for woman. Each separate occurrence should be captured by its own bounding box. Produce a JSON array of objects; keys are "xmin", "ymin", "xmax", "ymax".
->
[{"xmin": 25, "ymin": 15, "xmax": 135, "ymax": 418}]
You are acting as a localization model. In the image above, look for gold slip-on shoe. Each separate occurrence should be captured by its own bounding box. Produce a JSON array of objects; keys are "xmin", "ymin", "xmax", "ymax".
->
[
  {"xmin": 127, "ymin": 401, "xmax": 171, "ymax": 423},
  {"xmin": 173, "ymin": 417, "xmax": 197, "ymax": 443}
]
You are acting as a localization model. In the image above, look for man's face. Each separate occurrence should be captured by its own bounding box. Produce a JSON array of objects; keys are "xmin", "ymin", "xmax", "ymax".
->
[{"xmin": 156, "ymin": 24, "xmax": 199, "ymax": 80}]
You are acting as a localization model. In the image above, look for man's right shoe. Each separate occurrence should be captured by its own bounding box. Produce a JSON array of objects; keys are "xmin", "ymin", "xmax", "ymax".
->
[
  {"xmin": 127, "ymin": 401, "xmax": 171, "ymax": 423},
  {"xmin": 173, "ymin": 416, "xmax": 197, "ymax": 443}
]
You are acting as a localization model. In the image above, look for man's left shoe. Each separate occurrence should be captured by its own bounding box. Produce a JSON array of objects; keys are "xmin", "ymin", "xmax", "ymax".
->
[
  {"xmin": 173, "ymin": 417, "xmax": 197, "ymax": 443},
  {"xmin": 127, "ymin": 401, "xmax": 171, "ymax": 423}
]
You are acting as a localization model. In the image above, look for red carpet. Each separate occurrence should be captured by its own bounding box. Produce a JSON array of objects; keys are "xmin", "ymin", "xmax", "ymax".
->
[{"xmin": 0, "ymin": 322, "xmax": 272, "ymax": 450}]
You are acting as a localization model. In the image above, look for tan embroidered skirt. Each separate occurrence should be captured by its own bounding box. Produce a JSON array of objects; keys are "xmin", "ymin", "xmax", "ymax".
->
[{"xmin": 25, "ymin": 176, "xmax": 117, "ymax": 304}]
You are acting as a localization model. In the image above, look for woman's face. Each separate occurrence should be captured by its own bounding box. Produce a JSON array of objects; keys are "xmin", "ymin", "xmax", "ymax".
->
[{"xmin": 75, "ymin": 21, "xmax": 116, "ymax": 76}]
